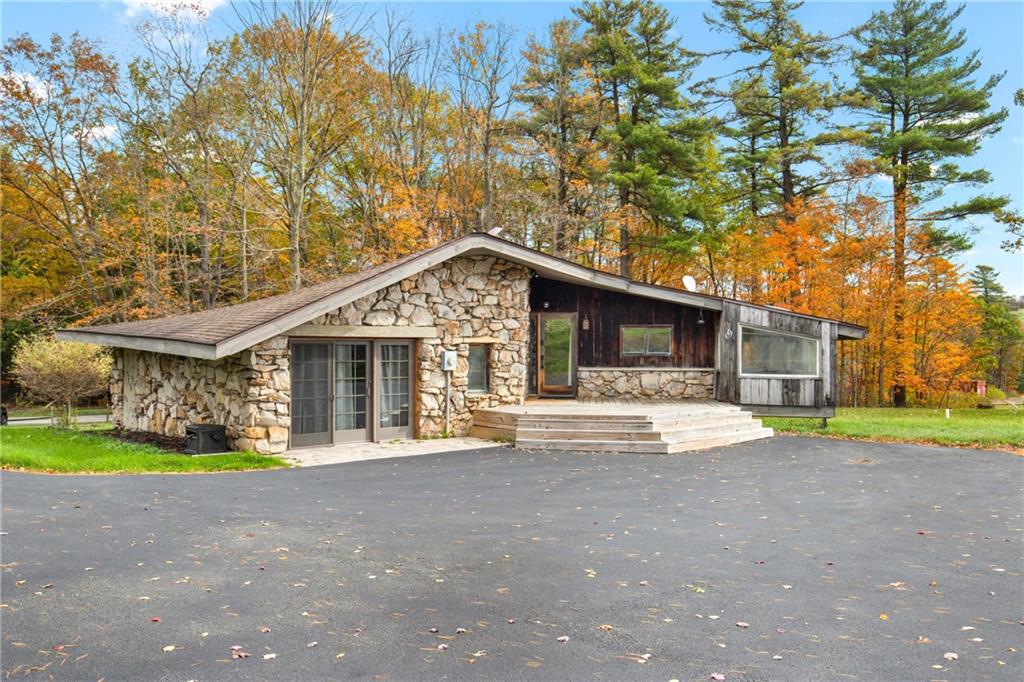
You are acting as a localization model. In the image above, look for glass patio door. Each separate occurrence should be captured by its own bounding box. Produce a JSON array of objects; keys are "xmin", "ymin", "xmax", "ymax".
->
[
  {"xmin": 334, "ymin": 341, "xmax": 371, "ymax": 442},
  {"xmin": 538, "ymin": 313, "xmax": 577, "ymax": 396},
  {"xmin": 376, "ymin": 342, "xmax": 413, "ymax": 439},
  {"xmin": 291, "ymin": 342, "xmax": 332, "ymax": 447}
]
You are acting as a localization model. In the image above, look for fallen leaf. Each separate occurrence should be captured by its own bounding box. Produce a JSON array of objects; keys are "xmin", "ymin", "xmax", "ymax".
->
[
  {"xmin": 263, "ymin": 653, "xmax": 276, "ymax": 660},
  {"xmin": 879, "ymin": 613, "xmax": 889, "ymax": 621},
  {"xmin": 258, "ymin": 627, "xmax": 271, "ymax": 633},
  {"xmin": 735, "ymin": 622, "xmax": 750, "ymax": 629},
  {"xmin": 436, "ymin": 643, "xmax": 448, "ymax": 651},
  {"xmin": 455, "ymin": 627, "xmax": 468, "ymax": 635},
  {"xmin": 149, "ymin": 617, "xmax": 161, "ymax": 623},
  {"xmin": 710, "ymin": 674, "xmax": 726, "ymax": 681},
  {"xmin": 162, "ymin": 645, "xmax": 175, "ymax": 652},
  {"xmin": 943, "ymin": 652, "xmax": 958, "ymax": 661},
  {"xmin": 557, "ymin": 635, "xmax": 570, "ymax": 643},
  {"xmin": 307, "ymin": 641, "xmax": 317, "ymax": 648}
]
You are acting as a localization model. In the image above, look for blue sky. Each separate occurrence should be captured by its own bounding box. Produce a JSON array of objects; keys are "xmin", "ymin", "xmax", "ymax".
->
[{"xmin": 4, "ymin": 0, "xmax": 1022, "ymax": 294}]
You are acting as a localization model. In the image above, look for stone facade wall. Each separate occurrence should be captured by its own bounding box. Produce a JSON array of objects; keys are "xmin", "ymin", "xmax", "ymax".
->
[
  {"xmin": 576, "ymin": 367, "xmax": 715, "ymax": 400},
  {"xmin": 111, "ymin": 336, "xmax": 291, "ymax": 454},
  {"xmin": 111, "ymin": 254, "xmax": 530, "ymax": 451},
  {"xmin": 307, "ymin": 255, "xmax": 531, "ymax": 436}
]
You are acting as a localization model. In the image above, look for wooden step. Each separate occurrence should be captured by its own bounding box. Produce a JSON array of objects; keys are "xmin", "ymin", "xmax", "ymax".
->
[
  {"xmin": 659, "ymin": 418, "xmax": 763, "ymax": 443},
  {"xmin": 514, "ymin": 438, "xmax": 672, "ymax": 453},
  {"xmin": 666, "ymin": 427, "xmax": 774, "ymax": 453},
  {"xmin": 515, "ymin": 427, "xmax": 665, "ymax": 441}
]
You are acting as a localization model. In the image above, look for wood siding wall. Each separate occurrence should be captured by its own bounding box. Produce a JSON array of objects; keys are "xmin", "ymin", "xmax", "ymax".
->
[
  {"xmin": 716, "ymin": 301, "xmax": 839, "ymax": 413},
  {"xmin": 530, "ymin": 277, "xmax": 717, "ymax": 368}
]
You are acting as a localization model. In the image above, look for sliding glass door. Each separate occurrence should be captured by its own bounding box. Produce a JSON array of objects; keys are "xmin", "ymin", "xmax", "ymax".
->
[
  {"xmin": 292, "ymin": 339, "xmax": 414, "ymax": 447},
  {"xmin": 334, "ymin": 341, "xmax": 371, "ymax": 442}
]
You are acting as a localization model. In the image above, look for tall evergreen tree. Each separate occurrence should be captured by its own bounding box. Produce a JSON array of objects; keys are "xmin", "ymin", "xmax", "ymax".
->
[
  {"xmin": 574, "ymin": 0, "xmax": 706, "ymax": 277},
  {"xmin": 700, "ymin": 0, "xmax": 839, "ymax": 221},
  {"xmin": 968, "ymin": 266, "xmax": 1024, "ymax": 393},
  {"xmin": 853, "ymin": 0, "xmax": 1008, "ymax": 406},
  {"xmin": 517, "ymin": 19, "xmax": 602, "ymax": 258}
]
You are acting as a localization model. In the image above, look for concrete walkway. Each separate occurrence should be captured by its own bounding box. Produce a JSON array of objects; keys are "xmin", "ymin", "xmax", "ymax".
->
[{"xmin": 285, "ymin": 436, "xmax": 506, "ymax": 466}]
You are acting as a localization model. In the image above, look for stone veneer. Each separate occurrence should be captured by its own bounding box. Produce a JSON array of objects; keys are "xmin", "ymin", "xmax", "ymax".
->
[
  {"xmin": 576, "ymin": 367, "xmax": 716, "ymax": 400},
  {"xmin": 109, "ymin": 255, "xmax": 530, "ymax": 453},
  {"xmin": 305, "ymin": 255, "xmax": 531, "ymax": 437},
  {"xmin": 111, "ymin": 336, "xmax": 290, "ymax": 453}
]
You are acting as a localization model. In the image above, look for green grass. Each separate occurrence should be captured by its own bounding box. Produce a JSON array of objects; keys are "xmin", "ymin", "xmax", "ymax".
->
[
  {"xmin": 764, "ymin": 407, "xmax": 1024, "ymax": 450},
  {"xmin": 0, "ymin": 426, "xmax": 289, "ymax": 473},
  {"xmin": 6, "ymin": 406, "xmax": 110, "ymax": 419}
]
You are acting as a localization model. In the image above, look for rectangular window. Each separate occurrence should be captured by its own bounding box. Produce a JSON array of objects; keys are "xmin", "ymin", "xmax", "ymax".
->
[
  {"xmin": 468, "ymin": 345, "xmax": 490, "ymax": 393},
  {"xmin": 740, "ymin": 326, "xmax": 819, "ymax": 377},
  {"xmin": 620, "ymin": 325, "xmax": 673, "ymax": 357}
]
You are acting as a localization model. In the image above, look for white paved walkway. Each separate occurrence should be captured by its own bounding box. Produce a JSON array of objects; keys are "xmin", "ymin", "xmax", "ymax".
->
[{"xmin": 285, "ymin": 437, "xmax": 505, "ymax": 467}]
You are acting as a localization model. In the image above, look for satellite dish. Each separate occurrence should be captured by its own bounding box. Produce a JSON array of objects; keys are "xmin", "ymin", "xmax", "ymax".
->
[{"xmin": 682, "ymin": 275, "xmax": 697, "ymax": 292}]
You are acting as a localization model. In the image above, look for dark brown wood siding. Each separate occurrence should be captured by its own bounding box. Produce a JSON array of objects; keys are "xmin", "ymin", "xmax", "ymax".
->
[{"xmin": 530, "ymin": 277, "xmax": 717, "ymax": 368}]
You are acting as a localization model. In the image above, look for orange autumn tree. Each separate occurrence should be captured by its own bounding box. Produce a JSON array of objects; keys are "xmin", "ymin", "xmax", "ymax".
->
[{"xmin": 708, "ymin": 195, "xmax": 986, "ymax": 407}]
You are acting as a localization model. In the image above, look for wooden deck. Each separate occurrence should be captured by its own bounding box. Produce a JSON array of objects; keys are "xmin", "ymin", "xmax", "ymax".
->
[{"xmin": 471, "ymin": 399, "xmax": 773, "ymax": 453}]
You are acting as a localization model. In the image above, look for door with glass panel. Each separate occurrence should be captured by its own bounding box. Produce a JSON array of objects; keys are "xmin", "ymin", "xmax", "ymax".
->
[
  {"xmin": 333, "ymin": 341, "xmax": 371, "ymax": 442},
  {"xmin": 291, "ymin": 342, "xmax": 332, "ymax": 447},
  {"xmin": 375, "ymin": 341, "xmax": 414, "ymax": 439},
  {"xmin": 538, "ymin": 313, "xmax": 577, "ymax": 396}
]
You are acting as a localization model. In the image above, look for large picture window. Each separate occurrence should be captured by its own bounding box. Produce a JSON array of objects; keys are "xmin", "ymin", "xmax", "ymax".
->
[
  {"xmin": 620, "ymin": 325, "xmax": 673, "ymax": 357},
  {"xmin": 740, "ymin": 326, "xmax": 819, "ymax": 377}
]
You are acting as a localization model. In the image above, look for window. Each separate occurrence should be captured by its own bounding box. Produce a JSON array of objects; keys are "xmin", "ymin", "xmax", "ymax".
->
[
  {"xmin": 620, "ymin": 325, "xmax": 673, "ymax": 357},
  {"xmin": 740, "ymin": 326, "xmax": 819, "ymax": 377},
  {"xmin": 468, "ymin": 345, "xmax": 490, "ymax": 392}
]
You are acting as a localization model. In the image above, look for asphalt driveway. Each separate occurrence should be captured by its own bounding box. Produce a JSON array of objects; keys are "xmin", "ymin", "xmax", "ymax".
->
[{"xmin": 2, "ymin": 436, "xmax": 1021, "ymax": 681}]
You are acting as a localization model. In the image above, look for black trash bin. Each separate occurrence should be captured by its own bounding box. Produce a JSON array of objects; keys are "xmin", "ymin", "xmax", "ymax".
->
[{"xmin": 185, "ymin": 424, "xmax": 227, "ymax": 455}]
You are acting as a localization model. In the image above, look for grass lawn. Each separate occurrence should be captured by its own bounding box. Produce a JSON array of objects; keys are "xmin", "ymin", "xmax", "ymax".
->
[
  {"xmin": 0, "ymin": 425, "xmax": 289, "ymax": 473},
  {"xmin": 764, "ymin": 407, "xmax": 1024, "ymax": 450}
]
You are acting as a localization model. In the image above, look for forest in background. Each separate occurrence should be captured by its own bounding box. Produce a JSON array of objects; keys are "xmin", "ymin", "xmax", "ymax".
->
[{"xmin": 2, "ymin": 0, "xmax": 1022, "ymax": 407}]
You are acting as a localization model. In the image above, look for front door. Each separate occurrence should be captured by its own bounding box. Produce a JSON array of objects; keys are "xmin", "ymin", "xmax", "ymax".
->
[
  {"xmin": 538, "ymin": 313, "xmax": 576, "ymax": 396},
  {"xmin": 292, "ymin": 339, "xmax": 414, "ymax": 446}
]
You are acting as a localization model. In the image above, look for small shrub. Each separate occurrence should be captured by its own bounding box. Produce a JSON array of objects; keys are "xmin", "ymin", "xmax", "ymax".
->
[
  {"xmin": 945, "ymin": 392, "xmax": 983, "ymax": 409},
  {"xmin": 987, "ymin": 386, "xmax": 1007, "ymax": 401},
  {"xmin": 11, "ymin": 336, "xmax": 112, "ymax": 428}
]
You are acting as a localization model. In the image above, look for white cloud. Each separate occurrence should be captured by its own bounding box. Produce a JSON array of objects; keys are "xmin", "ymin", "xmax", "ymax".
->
[
  {"xmin": 2, "ymin": 71, "xmax": 50, "ymax": 101},
  {"xmin": 85, "ymin": 124, "xmax": 118, "ymax": 141},
  {"xmin": 122, "ymin": 0, "xmax": 226, "ymax": 21}
]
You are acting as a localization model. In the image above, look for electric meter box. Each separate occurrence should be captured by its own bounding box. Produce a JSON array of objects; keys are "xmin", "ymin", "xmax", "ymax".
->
[{"xmin": 441, "ymin": 350, "xmax": 458, "ymax": 371}]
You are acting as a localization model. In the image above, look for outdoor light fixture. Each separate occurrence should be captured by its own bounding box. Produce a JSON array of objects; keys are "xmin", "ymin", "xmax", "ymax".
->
[
  {"xmin": 542, "ymin": 301, "xmax": 550, "ymax": 309},
  {"xmin": 697, "ymin": 309, "xmax": 705, "ymax": 325}
]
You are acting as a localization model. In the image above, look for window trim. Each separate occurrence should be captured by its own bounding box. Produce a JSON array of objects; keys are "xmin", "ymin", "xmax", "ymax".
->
[
  {"xmin": 467, "ymin": 344, "xmax": 491, "ymax": 394},
  {"xmin": 620, "ymin": 324, "xmax": 674, "ymax": 357},
  {"xmin": 738, "ymin": 324, "xmax": 820, "ymax": 379}
]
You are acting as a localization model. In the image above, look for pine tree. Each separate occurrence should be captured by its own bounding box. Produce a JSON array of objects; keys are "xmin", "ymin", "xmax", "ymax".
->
[
  {"xmin": 517, "ymin": 19, "xmax": 602, "ymax": 258},
  {"xmin": 853, "ymin": 0, "xmax": 1008, "ymax": 406},
  {"xmin": 574, "ymin": 0, "xmax": 706, "ymax": 277},
  {"xmin": 700, "ymin": 0, "xmax": 839, "ymax": 220},
  {"xmin": 969, "ymin": 266, "xmax": 1024, "ymax": 392}
]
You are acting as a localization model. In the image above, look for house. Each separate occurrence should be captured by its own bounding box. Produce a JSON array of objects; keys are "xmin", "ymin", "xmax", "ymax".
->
[{"xmin": 58, "ymin": 233, "xmax": 866, "ymax": 454}]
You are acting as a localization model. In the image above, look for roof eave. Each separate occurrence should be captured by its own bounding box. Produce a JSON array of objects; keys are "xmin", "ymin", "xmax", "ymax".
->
[{"xmin": 56, "ymin": 329, "xmax": 219, "ymax": 360}]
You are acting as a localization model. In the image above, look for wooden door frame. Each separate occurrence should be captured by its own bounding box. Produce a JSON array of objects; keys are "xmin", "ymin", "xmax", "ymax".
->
[{"xmin": 535, "ymin": 312, "xmax": 578, "ymax": 397}]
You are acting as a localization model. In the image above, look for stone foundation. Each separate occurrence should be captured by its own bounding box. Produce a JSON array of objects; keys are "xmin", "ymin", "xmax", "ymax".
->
[
  {"xmin": 576, "ymin": 367, "xmax": 715, "ymax": 400},
  {"xmin": 111, "ymin": 337, "xmax": 291, "ymax": 454}
]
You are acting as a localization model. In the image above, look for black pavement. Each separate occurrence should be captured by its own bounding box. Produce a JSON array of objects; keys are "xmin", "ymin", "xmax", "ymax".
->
[{"xmin": 1, "ymin": 436, "xmax": 1021, "ymax": 681}]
